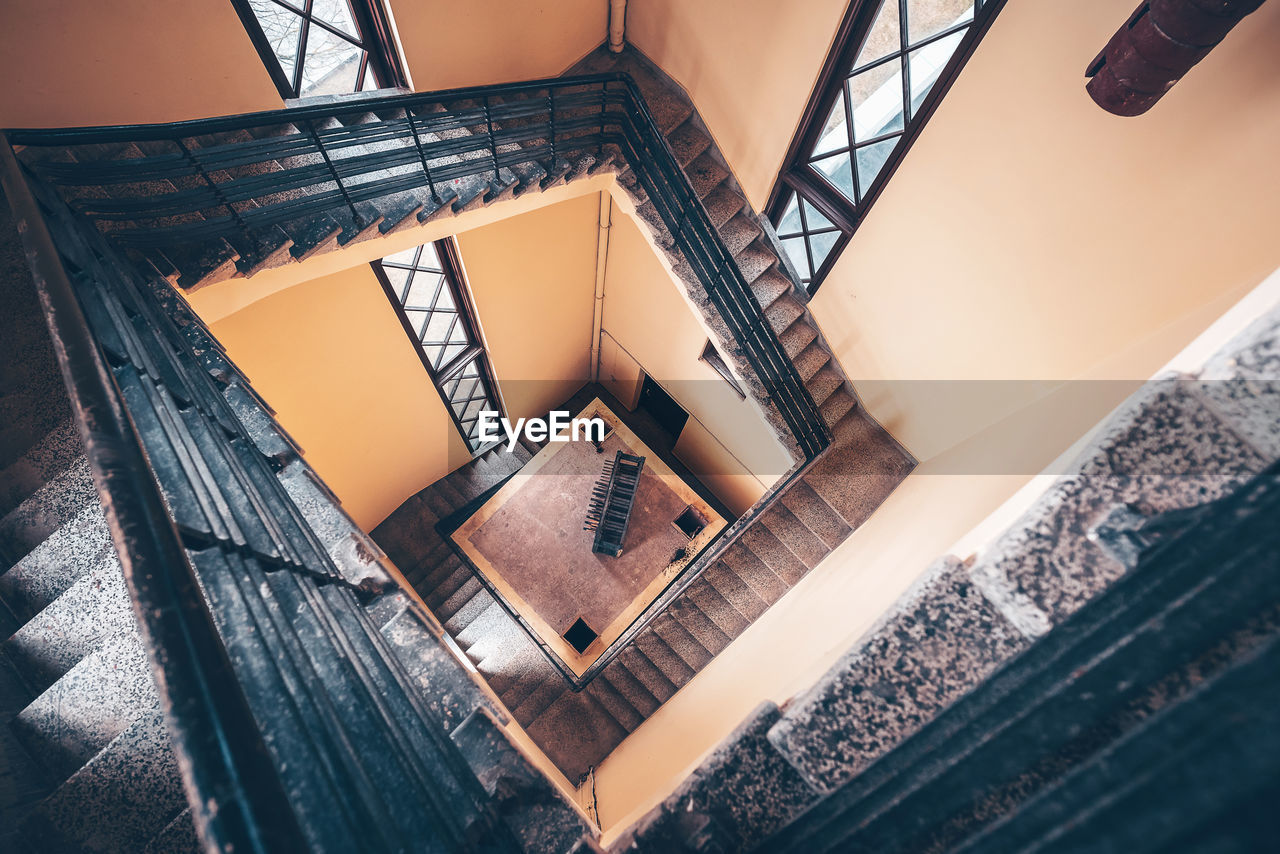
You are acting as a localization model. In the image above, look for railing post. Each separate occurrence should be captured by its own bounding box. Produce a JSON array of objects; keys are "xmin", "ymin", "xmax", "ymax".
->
[
  {"xmin": 482, "ymin": 95, "xmax": 500, "ymax": 183},
  {"xmin": 404, "ymin": 109, "xmax": 443, "ymax": 205},
  {"xmin": 175, "ymin": 137, "xmax": 255, "ymax": 249},
  {"xmin": 303, "ymin": 119, "xmax": 360, "ymax": 223},
  {"xmin": 548, "ymin": 89, "xmax": 558, "ymax": 167}
]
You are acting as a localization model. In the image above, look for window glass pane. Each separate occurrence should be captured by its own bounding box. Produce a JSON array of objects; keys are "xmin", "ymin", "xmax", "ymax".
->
[
  {"xmin": 382, "ymin": 265, "xmax": 411, "ymax": 292},
  {"xmin": 422, "ymin": 312, "xmax": 456, "ymax": 344},
  {"xmin": 809, "ymin": 230, "xmax": 840, "ymax": 272},
  {"xmin": 441, "ymin": 343, "xmax": 468, "ymax": 366},
  {"xmin": 778, "ymin": 195, "xmax": 803, "ymax": 235},
  {"xmin": 801, "ymin": 199, "xmax": 833, "ymax": 230},
  {"xmin": 781, "ymin": 236, "xmax": 812, "ymax": 280},
  {"xmin": 811, "ymin": 91, "xmax": 850, "ymax": 158},
  {"xmin": 311, "ymin": 0, "xmax": 359, "ymax": 38},
  {"xmin": 405, "ymin": 273, "xmax": 441, "ymax": 308},
  {"xmin": 403, "ymin": 309, "xmax": 428, "ymax": 337},
  {"xmin": 855, "ymin": 137, "xmax": 900, "ymax": 194},
  {"xmin": 848, "ymin": 61, "xmax": 905, "ymax": 143},
  {"xmin": 299, "ymin": 28, "xmax": 363, "ymax": 97},
  {"xmin": 855, "ymin": 0, "xmax": 902, "ymax": 70},
  {"xmin": 423, "ymin": 345, "xmax": 445, "ymax": 368},
  {"xmin": 811, "ymin": 150, "xmax": 857, "ymax": 204},
  {"xmin": 249, "ymin": 0, "xmax": 304, "ymax": 84},
  {"xmin": 906, "ymin": 0, "xmax": 973, "ymax": 47},
  {"xmin": 907, "ymin": 30, "xmax": 967, "ymax": 118}
]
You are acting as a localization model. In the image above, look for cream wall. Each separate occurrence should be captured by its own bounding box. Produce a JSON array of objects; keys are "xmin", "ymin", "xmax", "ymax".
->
[
  {"xmin": 457, "ymin": 193, "xmax": 601, "ymax": 422},
  {"xmin": 0, "ymin": 0, "xmax": 282, "ymax": 127},
  {"xmin": 601, "ymin": 199, "xmax": 792, "ymax": 494},
  {"xmin": 210, "ymin": 264, "xmax": 467, "ymax": 531},
  {"xmin": 809, "ymin": 0, "xmax": 1280, "ymax": 467},
  {"xmin": 389, "ymin": 0, "xmax": 605, "ymax": 92},
  {"xmin": 627, "ymin": 0, "xmax": 847, "ymax": 211}
]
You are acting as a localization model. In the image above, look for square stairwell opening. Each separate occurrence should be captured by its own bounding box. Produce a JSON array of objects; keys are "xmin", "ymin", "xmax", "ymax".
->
[
  {"xmin": 673, "ymin": 505, "xmax": 708, "ymax": 539},
  {"xmin": 563, "ymin": 618, "xmax": 599, "ymax": 654}
]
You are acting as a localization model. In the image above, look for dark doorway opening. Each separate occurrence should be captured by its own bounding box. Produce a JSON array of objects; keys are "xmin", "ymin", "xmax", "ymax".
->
[{"xmin": 638, "ymin": 376, "xmax": 688, "ymax": 440}]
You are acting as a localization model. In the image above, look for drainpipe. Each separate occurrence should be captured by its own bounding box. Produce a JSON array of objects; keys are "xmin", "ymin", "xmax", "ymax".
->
[
  {"xmin": 591, "ymin": 192, "xmax": 612, "ymax": 381},
  {"xmin": 609, "ymin": 0, "xmax": 627, "ymax": 53}
]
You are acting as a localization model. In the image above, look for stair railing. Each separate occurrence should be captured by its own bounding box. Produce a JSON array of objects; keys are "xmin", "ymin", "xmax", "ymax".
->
[
  {"xmin": 7, "ymin": 73, "xmax": 830, "ymax": 459},
  {"xmin": 1, "ymin": 136, "xmax": 521, "ymax": 853}
]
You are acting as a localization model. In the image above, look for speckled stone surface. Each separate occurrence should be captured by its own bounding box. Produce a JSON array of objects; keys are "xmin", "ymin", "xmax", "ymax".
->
[
  {"xmin": 451, "ymin": 709, "xmax": 595, "ymax": 853},
  {"xmin": 2, "ymin": 546, "xmax": 131, "ymax": 694},
  {"xmin": 971, "ymin": 380, "xmax": 1268, "ymax": 631},
  {"xmin": 21, "ymin": 709, "xmax": 186, "ymax": 852},
  {"xmin": 0, "ymin": 502, "xmax": 112, "ymax": 621},
  {"xmin": 0, "ymin": 456, "xmax": 98, "ymax": 563},
  {"xmin": 380, "ymin": 603, "xmax": 501, "ymax": 734},
  {"xmin": 618, "ymin": 702, "xmax": 819, "ymax": 852},
  {"xmin": 11, "ymin": 635, "xmax": 156, "ymax": 783},
  {"xmin": 144, "ymin": 807, "xmax": 200, "ymax": 854},
  {"xmin": 1196, "ymin": 305, "xmax": 1280, "ymax": 459},
  {"xmin": 0, "ymin": 420, "xmax": 82, "ymax": 519},
  {"xmin": 524, "ymin": 690, "xmax": 628, "ymax": 784},
  {"xmin": 768, "ymin": 557, "xmax": 1030, "ymax": 793}
]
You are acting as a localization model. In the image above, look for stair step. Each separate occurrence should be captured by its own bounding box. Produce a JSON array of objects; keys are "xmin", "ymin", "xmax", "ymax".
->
[
  {"xmin": 20, "ymin": 710, "xmax": 186, "ymax": 854},
  {"xmin": 163, "ymin": 237, "xmax": 240, "ymax": 290},
  {"xmin": 599, "ymin": 658, "xmax": 661, "ymax": 719},
  {"xmin": 633, "ymin": 630, "xmax": 695, "ymax": 687},
  {"xmin": 793, "ymin": 343, "xmax": 833, "ymax": 382},
  {"xmin": 682, "ymin": 577, "xmax": 751, "ymax": 639},
  {"xmin": 0, "ymin": 420, "xmax": 81, "ymax": 516},
  {"xmin": 738, "ymin": 525, "xmax": 809, "ymax": 586},
  {"xmin": 443, "ymin": 584, "xmax": 496, "ymax": 634},
  {"xmin": 781, "ymin": 480, "xmax": 853, "ymax": 549},
  {"xmin": 650, "ymin": 612, "xmax": 715, "ymax": 671},
  {"xmin": 667, "ymin": 119, "xmax": 713, "ymax": 167},
  {"xmin": 779, "ymin": 321, "xmax": 820, "ymax": 358},
  {"xmin": 428, "ymin": 561, "xmax": 475, "ymax": 613},
  {"xmin": 667, "ymin": 597, "xmax": 732, "ymax": 658},
  {"xmin": 0, "ymin": 457, "xmax": 96, "ymax": 565},
  {"xmin": 2, "ymin": 551, "xmax": 131, "ymax": 695},
  {"xmin": 453, "ymin": 601, "xmax": 514, "ymax": 655},
  {"xmin": 703, "ymin": 185, "xmax": 746, "ymax": 229},
  {"xmin": 616, "ymin": 645, "xmax": 678, "ymax": 706},
  {"xmin": 511, "ymin": 676, "xmax": 564, "ymax": 728},
  {"xmin": 490, "ymin": 643, "xmax": 553, "ymax": 710},
  {"xmin": 0, "ymin": 503, "xmax": 111, "ymax": 621},
  {"xmin": 821, "ymin": 387, "xmax": 858, "ymax": 428},
  {"xmin": 720, "ymin": 545, "xmax": 789, "ymax": 604},
  {"xmin": 146, "ymin": 808, "xmax": 200, "ymax": 854},
  {"xmin": 721, "ymin": 215, "xmax": 763, "ymax": 258},
  {"xmin": 686, "ymin": 152, "xmax": 730, "ymax": 199},
  {"xmin": 807, "ymin": 367, "xmax": 846, "ymax": 408},
  {"xmin": 701, "ymin": 561, "xmax": 769, "ymax": 622},
  {"xmin": 282, "ymin": 211, "xmax": 344, "ymax": 261},
  {"xmin": 760, "ymin": 503, "xmax": 830, "ymax": 570},
  {"xmin": 764, "ymin": 296, "xmax": 805, "ymax": 335},
  {"xmin": 11, "ymin": 638, "xmax": 155, "ymax": 784},
  {"xmin": 584, "ymin": 675, "xmax": 646, "ymax": 734}
]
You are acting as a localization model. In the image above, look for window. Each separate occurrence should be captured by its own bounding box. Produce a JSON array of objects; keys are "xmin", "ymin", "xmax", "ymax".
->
[
  {"xmin": 768, "ymin": 0, "xmax": 1006, "ymax": 293},
  {"xmin": 699, "ymin": 340, "xmax": 745, "ymax": 399},
  {"xmin": 372, "ymin": 240, "xmax": 504, "ymax": 453},
  {"xmin": 232, "ymin": 0, "xmax": 408, "ymax": 99}
]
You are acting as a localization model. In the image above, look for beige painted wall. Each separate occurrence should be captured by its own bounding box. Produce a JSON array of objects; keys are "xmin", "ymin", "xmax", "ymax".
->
[
  {"xmin": 601, "ymin": 199, "xmax": 792, "ymax": 491},
  {"xmin": 809, "ymin": 0, "xmax": 1280, "ymax": 467},
  {"xmin": 627, "ymin": 0, "xmax": 847, "ymax": 211},
  {"xmin": 211, "ymin": 264, "xmax": 467, "ymax": 531},
  {"xmin": 0, "ymin": 0, "xmax": 282, "ymax": 127},
  {"xmin": 389, "ymin": 0, "xmax": 605, "ymax": 92},
  {"xmin": 457, "ymin": 193, "xmax": 601, "ymax": 422}
]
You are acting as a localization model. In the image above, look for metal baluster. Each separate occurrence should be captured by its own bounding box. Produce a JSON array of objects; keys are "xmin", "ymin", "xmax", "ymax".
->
[
  {"xmin": 548, "ymin": 89, "xmax": 558, "ymax": 169},
  {"xmin": 174, "ymin": 137, "xmax": 253, "ymax": 248},
  {"xmin": 482, "ymin": 95, "xmax": 500, "ymax": 183},
  {"xmin": 598, "ymin": 83, "xmax": 609, "ymax": 156},
  {"xmin": 405, "ymin": 108, "xmax": 443, "ymax": 205},
  {"xmin": 303, "ymin": 119, "xmax": 360, "ymax": 223}
]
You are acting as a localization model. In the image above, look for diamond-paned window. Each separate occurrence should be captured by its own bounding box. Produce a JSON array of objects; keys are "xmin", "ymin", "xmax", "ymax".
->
[
  {"xmin": 374, "ymin": 240, "xmax": 504, "ymax": 452},
  {"xmin": 235, "ymin": 0, "xmax": 405, "ymax": 99},
  {"xmin": 768, "ymin": 0, "xmax": 1002, "ymax": 293}
]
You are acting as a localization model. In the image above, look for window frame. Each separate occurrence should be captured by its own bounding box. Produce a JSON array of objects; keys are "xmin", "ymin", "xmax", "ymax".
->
[
  {"xmin": 371, "ymin": 238, "xmax": 506, "ymax": 455},
  {"xmin": 767, "ymin": 0, "xmax": 1008, "ymax": 296},
  {"xmin": 230, "ymin": 0, "xmax": 409, "ymax": 101}
]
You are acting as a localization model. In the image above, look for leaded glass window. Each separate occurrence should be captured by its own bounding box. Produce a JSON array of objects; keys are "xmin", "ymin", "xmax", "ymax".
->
[
  {"xmin": 768, "ymin": 0, "xmax": 1003, "ymax": 293},
  {"xmin": 374, "ymin": 240, "xmax": 504, "ymax": 452}
]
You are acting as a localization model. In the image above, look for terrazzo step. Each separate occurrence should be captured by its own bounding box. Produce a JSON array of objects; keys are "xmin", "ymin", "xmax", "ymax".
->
[
  {"xmin": 0, "ymin": 503, "xmax": 112, "ymax": 621},
  {"xmin": 739, "ymin": 524, "xmax": 810, "ymax": 585},
  {"xmin": 821, "ymin": 388, "xmax": 858, "ymax": 428},
  {"xmin": 18, "ymin": 710, "xmax": 187, "ymax": 854},
  {"xmin": 793, "ymin": 343, "xmax": 833, "ymax": 383},
  {"xmin": 681, "ymin": 576, "xmax": 751, "ymax": 639},
  {"xmin": 702, "ymin": 185, "xmax": 746, "ymax": 230},
  {"xmin": 615, "ymin": 646, "xmax": 678, "ymax": 706},
  {"xmin": 781, "ymin": 480, "xmax": 853, "ymax": 550},
  {"xmin": 489, "ymin": 643, "xmax": 553, "ymax": 709},
  {"xmin": 764, "ymin": 296, "xmax": 805, "ymax": 335},
  {"xmin": 760, "ymin": 504, "xmax": 831, "ymax": 570},
  {"xmin": 807, "ymin": 367, "xmax": 846, "ymax": 409},
  {"xmin": 511, "ymin": 676, "xmax": 564, "ymax": 728},
  {"xmin": 584, "ymin": 674, "xmax": 646, "ymax": 734},
  {"xmin": 667, "ymin": 119, "xmax": 713, "ymax": 167},
  {"xmin": 632, "ymin": 632, "xmax": 695, "ymax": 690},
  {"xmin": 437, "ymin": 576, "xmax": 485, "ymax": 624},
  {"xmin": 719, "ymin": 545, "xmax": 789, "ymax": 605},
  {"xmin": 685, "ymin": 152, "xmax": 730, "ymax": 200},
  {"xmin": 11, "ymin": 638, "xmax": 156, "ymax": 784},
  {"xmin": 598, "ymin": 659, "xmax": 662, "ymax": 719},
  {"xmin": 0, "ymin": 420, "xmax": 81, "ymax": 517},
  {"xmin": 426, "ymin": 561, "xmax": 476, "ymax": 613},
  {"xmin": 665, "ymin": 597, "xmax": 732, "ymax": 658},
  {"xmin": 721, "ymin": 215, "xmax": 763, "ymax": 257},
  {"xmin": 750, "ymin": 269, "xmax": 794, "ymax": 312},
  {"xmin": 2, "ymin": 551, "xmax": 131, "ymax": 695},
  {"xmin": 145, "ymin": 807, "xmax": 200, "ymax": 854},
  {"xmin": 444, "ymin": 585, "xmax": 497, "ymax": 635},
  {"xmin": 0, "ymin": 457, "xmax": 97, "ymax": 562},
  {"xmin": 650, "ymin": 612, "xmax": 715, "ymax": 671},
  {"xmin": 779, "ymin": 321, "xmax": 820, "ymax": 358},
  {"xmin": 701, "ymin": 561, "xmax": 770, "ymax": 622}
]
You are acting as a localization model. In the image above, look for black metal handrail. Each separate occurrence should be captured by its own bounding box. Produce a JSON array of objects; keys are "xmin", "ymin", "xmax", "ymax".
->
[
  {"xmin": 8, "ymin": 72, "xmax": 830, "ymax": 459},
  {"xmin": 2, "ymin": 133, "xmax": 522, "ymax": 851}
]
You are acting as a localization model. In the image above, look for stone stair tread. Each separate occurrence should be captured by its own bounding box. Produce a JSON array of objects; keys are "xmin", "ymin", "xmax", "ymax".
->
[
  {"xmin": 424, "ymin": 559, "xmax": 472, "ymax": 610},
  {"xmin": 682, "ymin": 577, "xmax": 752, "ymax": 639},
  {"xmin": 454, "ymin": 601, "xmax": 515, "ymax": 654},
  {"xmin": 781, "ymin": 481, "xmax": 853, "ymax": 549},
  {"xmin": 764, "ymin": 296, "xmax": 805, "ymax": 334},
  {"xmin": 145, "ymin": 807, "xmax": 200, "ymax": 854},
  {"xmin": 703, "ymin": 185, "xmax": 746, "ymax": 229},
  {"xmin": 616, "ymin": 645, "xmax": 678, "ymax": 705},
  {"xmin": 20, "ymin": 709, "xmax": 186, "ymax": 854},
  {"xmin": 702, "ymin": 561, "xmax": 769, "ymax": 622},
  {"xmin": 511, "ymin": 676, "xmax": 565, "ymax": 728},
  {"xmin": 0, "ymin": 420, "xmax": 82, "ymax": 516},
  {"xmin": 793, "ymin": 343, "xmax": 833, "ymax": 382},
  {"xmin": 667, "ymin": 597, "xmax": 732, "ymax": 657},
  {"xmin": 739, "ymin": 525, "xmax": 809, "ymax": 585},
  {"xmin": 686, "ymin": 152, "xmax": 730, "ymax": 199},
  {"xmin": 761, "ymin": 504, "xmax": 830, "ymax": 570},
  {"xmin": 667, "ymin": 119, "xmax": 713, "ymax": 166},
  {"xmin": 720, "ymin": 545, "xmax": 790, "ymax": 604},
  {"xmin": 0, "ymin": 503, "xmax": 112, "ymax": 622},
  {"xmin": 651, "ymin": 612, "xmax": 715, "ymax": 671},
  {"xmin": 599, "ymin": 659, "xmax": 661, "ymax": 719},
  {"xmin": 584, "ymin": 676, "xmax": 645, "ymax": 734},
  {"xmin": 808, "ymin": 367, "xmax": 845, "ymax": 407},
  {"xmin": 0, "ymin": 457, "xmax": 97, "ymax": 563},
  {"xmin": 779, "ymin": 321, "xmax": 820, "ymax": 358},
  {"xmin": 490, "ymin": 643, "xmax": 555, "ymax": 710},
  {"xmin": 443, "ymin": 584, "xmax": 497, "ymax": 634},
  {"xmin": 750, "ymin": 269, "xmax": 793, "ymax": 312},
  {"xmin": 162, "ymin": 237, "xmax": 240, "ymax": 290},
  {"xmin": 437, "ymin": 575, "xmax": 485, "ymax": 623},
  {"xmin": 821, "ymin": 387, "xmax": 858, "ymax": 428},
  {"xmin": 721, "ymin": 214, "xmax": 763, "ymax": 257},
  {"xmin": 633, "ymin": 630, "xmax": 696, "ymax": 687}
]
